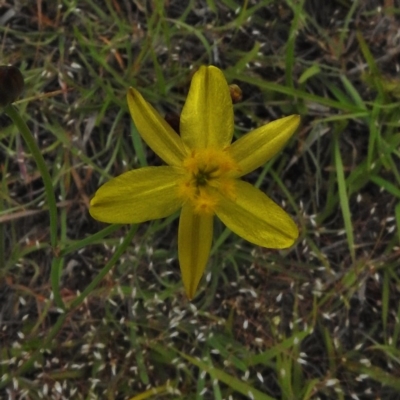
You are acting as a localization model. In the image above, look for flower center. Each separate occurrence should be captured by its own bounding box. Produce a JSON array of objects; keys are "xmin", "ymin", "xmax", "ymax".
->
[{"xmin": 178, "ymin": 148, "xmax": 239, "ymax": 215}]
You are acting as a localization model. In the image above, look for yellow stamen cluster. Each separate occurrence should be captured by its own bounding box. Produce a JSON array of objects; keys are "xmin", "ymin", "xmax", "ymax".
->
[{"xmin": 178, "ymin": 148, "xmax": 239, "ymax": 214}]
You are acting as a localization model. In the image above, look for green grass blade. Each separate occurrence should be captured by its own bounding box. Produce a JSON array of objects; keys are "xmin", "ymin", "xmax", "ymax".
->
[{"xmin": 333, "ymin": 125, "xmax": 355, "ymax": 263}]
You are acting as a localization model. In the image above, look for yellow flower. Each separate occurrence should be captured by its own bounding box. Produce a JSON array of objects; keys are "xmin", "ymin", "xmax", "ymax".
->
[{"xmin": 89, "ymin": 66, "xmax": 300, "ymax": 299}]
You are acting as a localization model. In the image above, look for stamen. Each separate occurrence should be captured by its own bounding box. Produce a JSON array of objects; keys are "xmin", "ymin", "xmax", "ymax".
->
[{"xmin": 178, "ymin": 148, "xmax": 238, "ymax": 214}]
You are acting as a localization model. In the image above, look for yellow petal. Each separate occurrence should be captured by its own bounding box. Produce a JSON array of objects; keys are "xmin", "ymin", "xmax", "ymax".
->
[
  {"xmin": 178, "ymin": 203, "xmax": 213, "ymax": 299},
  {"xmin": 127, "ymin": 88, "xmax": 187, "ymax": 166},
  {"xmin": 228, "ymin": 115, "xmax": 300, "ymax": 177},
  {"xmin": 214, "ymin": 180, "xmax": 298, "ymax": 248},
  {"xmin": 90, "ymin": 166, "xmax": 183, "ymax": 224},
  {"xmin": 180, "ymin": 66, "xmax": 233, "ymax": 150}
]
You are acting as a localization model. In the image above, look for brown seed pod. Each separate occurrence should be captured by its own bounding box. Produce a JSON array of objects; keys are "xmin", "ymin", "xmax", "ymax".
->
[
  {"xmin": 229, "ymin": 84, "xmax": 242, "ymax": 104},
  {"xmin": 0, "ymin": 66, "xmax": 25, "ymax": 107}
]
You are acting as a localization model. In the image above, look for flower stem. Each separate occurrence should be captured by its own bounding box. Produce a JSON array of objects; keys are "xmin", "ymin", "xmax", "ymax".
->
[
  {"xmin": 5, "ymin": 104, "xmax": 58, "ymax": 248},
  {"xmin": 4, "ymin": 104, "xmax": 64, "ymax": 308}
]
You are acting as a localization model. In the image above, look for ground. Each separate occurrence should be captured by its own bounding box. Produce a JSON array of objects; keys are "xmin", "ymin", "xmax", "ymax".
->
[{"xmin": 1, "ymin": 0, "xmax": 400, "ymax": 399}]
